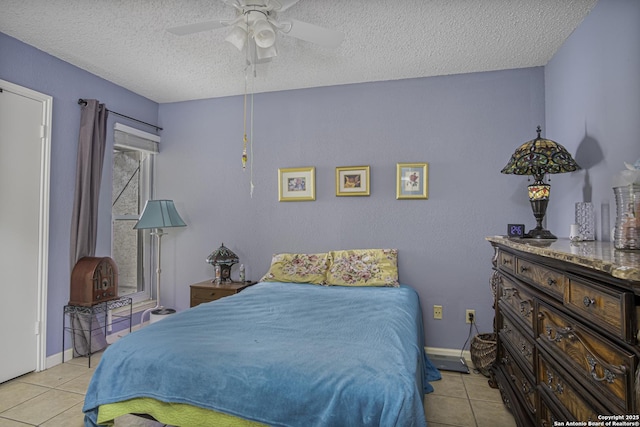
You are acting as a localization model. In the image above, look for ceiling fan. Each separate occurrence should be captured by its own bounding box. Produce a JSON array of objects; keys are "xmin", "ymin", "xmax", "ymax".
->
[{"xmin": 167, "ymin": 0, "xmax": 344, "ymax": 62}]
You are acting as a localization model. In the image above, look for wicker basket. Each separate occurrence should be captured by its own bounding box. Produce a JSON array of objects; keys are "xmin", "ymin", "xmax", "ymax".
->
[{"xmin": 470, "ymin": 333, "xmax": 497, "ymax": 377}]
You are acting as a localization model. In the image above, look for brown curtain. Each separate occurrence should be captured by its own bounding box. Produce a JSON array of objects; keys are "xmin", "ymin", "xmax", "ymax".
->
[
  {"xmin": 69, "ymin": 99, "xmax": 108, "ymax": 356},
  {"xmin": 70, "ymin": 99, "xmax": 108, "ymax": 267}
]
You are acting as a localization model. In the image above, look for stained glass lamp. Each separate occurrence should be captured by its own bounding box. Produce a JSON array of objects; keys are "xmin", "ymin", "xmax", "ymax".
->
[
  {"xmin": 207, "ymin": 243, "xmax": 239, "ymax": 283},
  {"xmin": 501, "ymin": 126, "xmax": 581, "ymax": 239}
]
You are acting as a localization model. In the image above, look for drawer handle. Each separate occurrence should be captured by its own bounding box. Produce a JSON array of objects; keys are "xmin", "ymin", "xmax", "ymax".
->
[
  {"xmin": 520, "ymin": 343, "xmax": 532, "ymax": 358},
  {"xmin": 520, "ymin": 266, "xmax": 529, "ymax": 273},
  {"xmin": 519, "ymin": 300, "xmax": 532, "ymax": 318},
  {"xmin": 553, "ymin": 382, "xmax": 564, "ymax": 395},
  {"xmin": 547, "ymin": 278, "xmax": 556, "ymax": 286},
  {"xmin": 209, "ymin": 292, "xmax": 217, "ymax": 297},
  {"xmin": 587, "ymin": 354, "xmax": 620, "ymax": 384},
  {"xmin": 545, "ymin": 325, "xmax": 575, "ymax": 342},
  {"xmin": 546, "ymin": 370, "xmax": 564, "ymax": 395},
  {"xmin": 502, "ymin": 258, "xmax": 512, "ymax": 265},
  {"xmin": 583, "ymin": 296, "xmax": 596, "ymax": 307},
  {"xmin": 501, "ymin": 356, "xmax": 511, "ymax": 366}
]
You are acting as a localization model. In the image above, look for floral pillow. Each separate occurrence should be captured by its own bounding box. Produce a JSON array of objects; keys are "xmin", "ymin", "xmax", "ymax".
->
[
  {"xmin": 260, "ymin": 253, "xmax": 329, "ymax": 285},
  {"xmin": 326, "ymin": 249, "xmax": 399, "ymax": 287}
]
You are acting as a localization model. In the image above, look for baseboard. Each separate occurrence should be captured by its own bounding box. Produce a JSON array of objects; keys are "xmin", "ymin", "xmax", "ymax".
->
[
  {"xmin": 45, "ymin": 348, "xmax": 74, "ymax": 369},
  {"xmin": 46, "ymin": 324, "xmax": 145, "ymax": 369}
]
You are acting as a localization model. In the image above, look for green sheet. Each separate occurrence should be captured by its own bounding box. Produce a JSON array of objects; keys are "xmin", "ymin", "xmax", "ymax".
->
[{"xmin": 98, "ymin": 397, "xmax": 266, "ymax": 427}]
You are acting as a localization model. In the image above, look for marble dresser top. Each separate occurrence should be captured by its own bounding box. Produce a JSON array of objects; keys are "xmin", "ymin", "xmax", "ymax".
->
[{"xmin": 486, "ymin": 236, "xmax": 640, "ymax": 283}]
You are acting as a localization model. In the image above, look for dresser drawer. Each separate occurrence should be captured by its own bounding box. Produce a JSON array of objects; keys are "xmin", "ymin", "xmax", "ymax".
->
[
  {"xmin": 190, "ymin": 287, "xmax": 236, "ymax": 307},
  {"xmin": 538, "ymin": 354, "xmax": 606, "ymax": 421},
  {"xmin": 565, "ymin": 275, "xmax": 635, "ymax": 343},
  {"xmin": 498, "ymin": 344, "xmax": 536, "ymax": 416},
  {"xmin": 494, "ymin": 353, "xmax": 537, "ymax": 427},
  {"xmin": 515, "ymin": 258, "xmax": 565, "ymax": 300},
  {"xmin": 499, "ymin": 273, "xmax": 535, "ymax": 332},
  {"xmin": 538, "ymin": 393, "xmax": 561, "ymax": 427},
  {"xmin": 537, "ymin": 302, "xmax": 636, "ymax": 414},
  {"xmin": 499, "ymin": 307, "xmax": 535, "ymax": 372},
  {"xmin": 498, "ymin": 250, "xmax": 516, "ymax": 274}
]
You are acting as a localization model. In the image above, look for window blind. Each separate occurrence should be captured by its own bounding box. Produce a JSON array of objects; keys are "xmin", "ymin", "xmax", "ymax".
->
[{"xmin": 114, "ymin": 122, "xmax": 160, "ymax": 154}]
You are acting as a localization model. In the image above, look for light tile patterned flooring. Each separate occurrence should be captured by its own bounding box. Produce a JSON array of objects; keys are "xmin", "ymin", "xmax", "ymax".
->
[
  {"xmin": 425, "ymin": 369, "xmax": 517, "ymax": 427},
  {"xmin": 0, "ymin": 353, "xmax": 517, "ymax": 427}
]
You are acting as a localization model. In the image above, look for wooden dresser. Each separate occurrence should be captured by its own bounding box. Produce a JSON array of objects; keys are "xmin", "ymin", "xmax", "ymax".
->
[{"xmin": 487, "ymin": 236, "xmax": 640, "ymax": 426}]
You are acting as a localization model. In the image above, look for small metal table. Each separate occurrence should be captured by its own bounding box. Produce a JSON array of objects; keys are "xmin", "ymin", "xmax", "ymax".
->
[{"xmin": 62, "ymin": 297, "xmax": 132, "ymax": 367}]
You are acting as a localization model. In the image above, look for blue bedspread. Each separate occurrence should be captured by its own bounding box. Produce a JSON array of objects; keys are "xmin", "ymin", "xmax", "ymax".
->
[{"xmin": 84, "ymin": 282, "xmax": 441, "ymax": 426}]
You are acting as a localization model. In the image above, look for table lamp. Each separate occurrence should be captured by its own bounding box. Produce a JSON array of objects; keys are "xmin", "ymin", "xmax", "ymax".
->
[{"xmin": 501, "ymin": 126, "xmax": 580, "ymax": 239}]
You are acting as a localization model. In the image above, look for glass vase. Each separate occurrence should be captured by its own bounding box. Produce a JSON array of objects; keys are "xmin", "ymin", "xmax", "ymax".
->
[
  {"xmin": 575, "ymin": 202, "xmax": 595, "ymax": 241},
  {"xmin": 613, "ymin": 184, "xmax": 640, "ymax": 250}
]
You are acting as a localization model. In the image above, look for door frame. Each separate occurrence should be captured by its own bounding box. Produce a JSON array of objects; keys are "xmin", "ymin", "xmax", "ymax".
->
[{"xmin": 1, "ymin": 79, "xmax": 51, "ymax": 372}]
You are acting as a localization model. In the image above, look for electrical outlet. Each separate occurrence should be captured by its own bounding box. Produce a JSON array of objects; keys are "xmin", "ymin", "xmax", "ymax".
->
[
  {"xmin": 433, "ymin": 305, "xmax": 443, "ymax": 320},
  {"xmin": 466, "ymin": 309, "xmax": 475, "ymax": 324}
]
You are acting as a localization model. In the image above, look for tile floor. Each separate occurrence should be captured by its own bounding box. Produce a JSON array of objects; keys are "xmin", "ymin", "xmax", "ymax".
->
[
  {"xmin": 0, "ymin": 354, "xmax": 516, "ymax": 427},
  {"xmin": 424, "ymin": 368, "xmax": 517, "ymax": 427}
]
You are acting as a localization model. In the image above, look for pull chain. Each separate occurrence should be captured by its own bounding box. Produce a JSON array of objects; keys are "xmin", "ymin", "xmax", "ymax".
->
[
  {"xmin": 242, "ymin": 50, "xmax": 249, "ymax": 169},
  {"xmin": 241, "ymin": 13, "xmax": 250, "ymax": 170},
  {"xmin": 242, "ymin": 30, "xmax": 256, "ymax": 197}
]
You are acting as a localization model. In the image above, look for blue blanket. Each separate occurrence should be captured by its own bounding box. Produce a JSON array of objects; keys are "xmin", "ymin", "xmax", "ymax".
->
[{"xmin": 84, "ymin": 282, "xmax": 441, "ymax": 426}]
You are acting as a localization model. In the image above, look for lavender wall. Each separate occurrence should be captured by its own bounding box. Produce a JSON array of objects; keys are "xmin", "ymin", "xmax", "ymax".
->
[
  {"xmin": 1, "ymin": 0, "xmax": 634, "ymax": 357},
  {"xmin": 545, "ymin": 0, "xmax": 640, "ymax": 237},
  {"xmin": 158, "ymin": 69, "xmax": 543, "ymax": 350},
  {"xmin": 0, "ymin": 32, "xmax": 159, "ymax": 357}
]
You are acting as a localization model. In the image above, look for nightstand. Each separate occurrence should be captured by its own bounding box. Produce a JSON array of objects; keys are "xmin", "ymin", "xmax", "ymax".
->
[{"xmin": 189, "ymin": 280, "xmax": 256, "ymax": 307}]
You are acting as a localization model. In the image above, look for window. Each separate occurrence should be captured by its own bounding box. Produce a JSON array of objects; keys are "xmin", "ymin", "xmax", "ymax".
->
[{"xmin": 111, "ymin": 123, "xmax": 159, "ymax": 303}]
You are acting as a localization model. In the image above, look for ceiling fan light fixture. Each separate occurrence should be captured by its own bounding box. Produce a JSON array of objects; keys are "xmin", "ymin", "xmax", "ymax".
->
[
  {"xmin": 225, "ymin": 25, "xmax": 247, "ymax": 51},
  {"xmin": 252, "ymin": 18, "xmax": 276, "ymax": 48},
  {"xmin": 256, "ymin": 43, "xmax": 278, "ymax": 60}
]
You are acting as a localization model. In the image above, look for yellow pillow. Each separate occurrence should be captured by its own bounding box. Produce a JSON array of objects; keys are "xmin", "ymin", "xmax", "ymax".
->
[
  {"xmin": 260, "ymin": 253, "xmax": 329, "ymax": 285},
  {"xmin": 327, "ymin": 249, "xmax": 399, "ymax": 287}
]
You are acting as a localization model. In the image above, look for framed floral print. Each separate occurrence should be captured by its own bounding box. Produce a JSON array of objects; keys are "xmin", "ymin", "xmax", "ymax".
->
[
  {"xmin": 396, "ymin": 163, "xmax": 428, "ymax": 199},
  {"xmin": 336, "ymin": 166, "xmax": 370, "ymax": 196},
  {"xmin": 278, "ymin": 167, "xmax": 315, "ymax": 201}
]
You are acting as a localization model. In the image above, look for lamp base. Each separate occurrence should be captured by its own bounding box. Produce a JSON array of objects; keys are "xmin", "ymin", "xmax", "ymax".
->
[
  {"xmin": 150, "ymin": 308, "xmax": 176, "ymax": 324},
  {"xmin": 525, "ymin": 228, "xmax": 557, "ymax": 239}
]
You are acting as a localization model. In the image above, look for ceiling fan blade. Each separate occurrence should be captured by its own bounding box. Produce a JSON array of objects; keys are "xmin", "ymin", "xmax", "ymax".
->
[
  {"xmin": 282, "ymin": 19, "xmax": 344, "ymax": 48},
  {"xmin": 167, "ymin": 20, "xmax": 228, "ymax": 36},
  {"xmin": 270, "ymin": 0, "xmax": 301, "ymax": 12}
]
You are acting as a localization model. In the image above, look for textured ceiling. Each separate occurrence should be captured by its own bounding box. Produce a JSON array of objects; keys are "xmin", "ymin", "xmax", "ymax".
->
[{"xmin": 1, "ymin": 0, "xmax": 597, "ymax": 103}]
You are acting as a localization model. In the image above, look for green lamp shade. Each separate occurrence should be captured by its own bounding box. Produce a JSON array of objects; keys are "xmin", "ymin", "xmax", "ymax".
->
[
  {"xmin": 501, "ymin": 126, "xmax": 580, "ymax": 179},
  {"xmin": 134, "ymin": 200, "xmax": 186, "ymax": 229}
]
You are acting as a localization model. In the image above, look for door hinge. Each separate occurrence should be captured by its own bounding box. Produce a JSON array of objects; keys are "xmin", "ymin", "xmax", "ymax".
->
[
  {"xmin": 40, "ymin": 125, "xmax": 46, "ymax": 138},
  {"xmin": 34, "ymin": 321, "xmax": 41, "ymax": 335}
]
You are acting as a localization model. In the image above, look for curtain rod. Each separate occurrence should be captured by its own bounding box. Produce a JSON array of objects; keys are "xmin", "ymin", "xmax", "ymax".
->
[{"xmin": 77, "ymin": 99, "xmax": 163, "ymax": 132}]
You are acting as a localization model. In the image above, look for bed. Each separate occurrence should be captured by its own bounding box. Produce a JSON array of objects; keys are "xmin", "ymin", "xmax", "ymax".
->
[{"xmin": 83, "ymin": 251, "xmax": 441, "ymax": 427}]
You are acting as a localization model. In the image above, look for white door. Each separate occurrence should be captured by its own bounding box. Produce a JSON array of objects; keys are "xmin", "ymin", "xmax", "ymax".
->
[{"xmin": 0, "ymin": 81, "xmax": 51, "ymax": 383}]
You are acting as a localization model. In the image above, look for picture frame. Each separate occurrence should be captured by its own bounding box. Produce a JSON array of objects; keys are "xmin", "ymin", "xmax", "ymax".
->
[
  {"xmin": 336, "ymin": 166, "xmax": 370, "ymax": 196},
  {"xmin": 278, "ymin": 167, "xmax": 316, "ymax": 201},
  {"xmin": 396, "ymin": 163, "xmax": 428, "ymax": 199}
]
